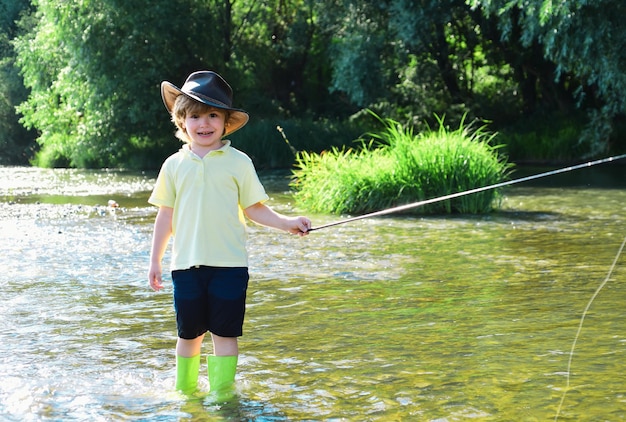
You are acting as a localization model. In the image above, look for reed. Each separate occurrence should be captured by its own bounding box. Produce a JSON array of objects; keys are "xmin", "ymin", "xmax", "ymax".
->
[{"xmin": 291, "ymin": 113, "xmax": 512, "ymax": 215}]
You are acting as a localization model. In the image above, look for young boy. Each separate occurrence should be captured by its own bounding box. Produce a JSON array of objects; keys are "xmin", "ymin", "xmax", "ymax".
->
[{"xmin": 147, "ymin": 71, "xmax": 311, "ymax": 398}]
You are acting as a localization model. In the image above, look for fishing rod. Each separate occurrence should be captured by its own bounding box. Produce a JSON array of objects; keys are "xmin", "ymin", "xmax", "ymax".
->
[
  {"xmin": 308, "ymin": 153, "xmax": 626, "ymax": 232},
  {"xmin": 276, "ymin": 125, "xmax": 298, "ymax": 156}
]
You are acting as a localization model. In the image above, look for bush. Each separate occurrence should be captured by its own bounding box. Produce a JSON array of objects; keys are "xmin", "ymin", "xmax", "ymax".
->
[
  {"xmin": 495, "ymin": 111, "xmax": 588, "ymax": 162},
  {"xmin": 230, "ymin": 116, "xmax": 365, "ymax": 169},
  {"xmin": 291, "ymin": 113, "xmax": 512, "ymax": 215}
]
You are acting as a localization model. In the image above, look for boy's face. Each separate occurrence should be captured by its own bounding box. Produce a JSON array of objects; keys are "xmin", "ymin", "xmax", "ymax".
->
[{"xmin": 182, "ymin": 107, "xmax": 227, "ymax": 151}]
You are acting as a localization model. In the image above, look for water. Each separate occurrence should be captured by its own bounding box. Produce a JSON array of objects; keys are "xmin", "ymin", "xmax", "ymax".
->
[{"xmin": 1, "ymin": 164, "xmax": 625, "ymax": 421}]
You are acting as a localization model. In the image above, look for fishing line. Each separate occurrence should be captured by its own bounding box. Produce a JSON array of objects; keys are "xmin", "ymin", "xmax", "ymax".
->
[
  {"xmin": 308, "ymin": 153, "xmax": 626, "ymax": 231},
  {"xmin": 554, "ymin": 235, "xmax": 626, "ymax": 421}
]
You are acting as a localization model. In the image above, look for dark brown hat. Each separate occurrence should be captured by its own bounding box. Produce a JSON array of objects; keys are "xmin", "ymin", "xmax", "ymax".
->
[{"xmin": 161, "ymin": 71, "xmax": 249, "ymax": 136}]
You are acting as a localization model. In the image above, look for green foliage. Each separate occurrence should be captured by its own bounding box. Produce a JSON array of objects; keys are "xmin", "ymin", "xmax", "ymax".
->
[
  {"xmin": 291, "ymin": 112, "xmax": 511, "ymax": 215},
  {"xmin": 471, "ymin": 0, "xmax": 626, "ymax": 155},
  {"xmin": 0, "ymin": 0, "xmax": 36, "ymax": 164},
  {"xmin": 231, "ymin": 116, "xmax": 364, "ymax": 170},
  {"xmin": 319, "ymin": 0, "xmax": 555, "ymax": 136},
  {"xmin": 14, "ymin": 0, "xmax": 193, "ymax": 167},
  {"xmin": 3, "ymin": 0, "xmax": 625, "ymax": 168},
  {"xmin": 495, "ymin": 111, "xmax": 588, "ymax": 162},
  {"xmin": 10, "ymin": 0, "xmax": 343, "ymax": 168},
  {"xmin": 325, "ymin": 3, "xmax": 388, "ymax": 107}
]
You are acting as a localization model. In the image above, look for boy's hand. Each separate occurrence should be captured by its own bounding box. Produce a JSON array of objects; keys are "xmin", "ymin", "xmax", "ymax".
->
[
  {"xmin": 289, "ymin": 216, "xmax": 311, "ymax": 236},
  {"xmin": 148, "ymin": 263, "xmax": 164, "ymax": 291}
]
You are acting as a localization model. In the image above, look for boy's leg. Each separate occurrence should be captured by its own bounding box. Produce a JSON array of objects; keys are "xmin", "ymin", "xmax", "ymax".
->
[
  {"xmin": 204, "ymin": 267, "xmax": 247, "ymax": 400},
  {"xmin": 175, "ymin": 336, "xmax": 204, "ymax": 394},
  {"xmin": 171, "ymin": 266, "xmax": 214, "ymax": 393},
  {"xmin": 177, "ymin": 335, "xmax": 205, "ymax": 357},
  {"xmin": 211, "ymin": 333, "xmax": 238, "ymax": 356},
  {"xmin": 207, "ymin": 334, "xmax": 238, "ymax": 400}
]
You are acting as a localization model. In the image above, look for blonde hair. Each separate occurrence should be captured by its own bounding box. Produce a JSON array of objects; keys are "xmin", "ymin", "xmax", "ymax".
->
[{"xmin": 171, "ymin": 95, "xmax": 231, "ymax": 143}]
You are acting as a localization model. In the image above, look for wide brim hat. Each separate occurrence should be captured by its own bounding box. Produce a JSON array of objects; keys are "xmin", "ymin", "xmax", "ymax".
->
[{"xmin": 161, "ymin": 71, "xmax": 249, "ymax": 137}]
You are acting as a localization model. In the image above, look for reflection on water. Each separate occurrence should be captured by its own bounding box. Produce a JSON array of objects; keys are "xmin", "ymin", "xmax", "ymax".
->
[{"xmin": 0, "ymin": 165, "xmax": 625, "ymax": 421}]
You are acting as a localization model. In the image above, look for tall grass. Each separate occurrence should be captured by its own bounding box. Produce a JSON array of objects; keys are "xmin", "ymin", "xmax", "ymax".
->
[{"xmin": 291, "ymin": 113, "xmax": 512, "ymax": 215}]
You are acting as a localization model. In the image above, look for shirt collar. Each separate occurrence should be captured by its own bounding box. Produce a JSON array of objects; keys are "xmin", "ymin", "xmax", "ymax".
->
[{"xmin": 182, "ymin": 140, "xmax": 231, "ymax": 158}]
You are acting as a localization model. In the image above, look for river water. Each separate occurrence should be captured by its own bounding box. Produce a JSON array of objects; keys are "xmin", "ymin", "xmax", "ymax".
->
[{"xmin": 0, "ymin": 164, "xmax": 625, "ymax": 421}]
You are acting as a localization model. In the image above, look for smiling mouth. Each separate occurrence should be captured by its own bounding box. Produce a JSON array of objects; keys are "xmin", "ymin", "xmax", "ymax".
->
[{"xmin": 198, "ymin": 131, "xmax": 214, "ymax": 136}]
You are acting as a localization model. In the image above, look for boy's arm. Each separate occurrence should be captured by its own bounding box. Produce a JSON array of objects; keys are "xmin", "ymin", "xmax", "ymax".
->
[
  {"xmin": 148, "ymin": 206, "xmax": 173, "ymax": 291},
  {"xmin": 244, "ymin": 202, "xmax": 311, "ymax": 236}
]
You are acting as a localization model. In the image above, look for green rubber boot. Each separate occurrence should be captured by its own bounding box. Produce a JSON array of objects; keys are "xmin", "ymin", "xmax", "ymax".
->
[
  {"xmin": 175, "ymin": 354, "xmax": 201, "ymax": 395},
  {"xmin": 207, "ymin": 355, "xmax": 238, "ymax": 402}
]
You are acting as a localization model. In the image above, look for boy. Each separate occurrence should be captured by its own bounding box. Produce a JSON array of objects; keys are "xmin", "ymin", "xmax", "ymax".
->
[{"xmin": 147, "ymin": 71, "xmax": 311, "ymax": 398}]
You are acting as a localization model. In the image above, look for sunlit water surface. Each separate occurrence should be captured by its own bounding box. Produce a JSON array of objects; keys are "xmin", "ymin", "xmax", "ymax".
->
[{"xmin": 1, "ymin": 165, "xmax": 625, "ymax": 421}]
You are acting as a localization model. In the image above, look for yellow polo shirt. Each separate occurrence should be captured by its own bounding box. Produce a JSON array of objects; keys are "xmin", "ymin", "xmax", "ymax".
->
[{"xmin": 148, "ymin": 141, "xmax": 269, "ymax": 270}]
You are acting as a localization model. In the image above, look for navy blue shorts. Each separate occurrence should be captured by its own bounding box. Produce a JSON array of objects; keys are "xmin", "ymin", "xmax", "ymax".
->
[{"xmin": 171, "ymin": 266, "xmax": 249, "ymax": 339}]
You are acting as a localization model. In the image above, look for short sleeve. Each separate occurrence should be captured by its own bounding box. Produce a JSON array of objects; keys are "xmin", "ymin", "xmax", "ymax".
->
[
  {"xmin": 238, "ymin": 157, "xmax": 269, "ymax": 209},
  {"xmin": 148, "ymin": 159, "xmax": 176, "ymax": 208}
]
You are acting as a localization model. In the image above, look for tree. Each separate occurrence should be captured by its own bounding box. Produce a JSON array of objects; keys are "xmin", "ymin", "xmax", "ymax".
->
[
  {"xmin": 316, "ymin": 0, "xmax": 522, "ymax": 126},
  {"xmin": 14, "ymin": 0, "xmax": 264, "ymax": 168},
  {"xmin": 13, "ymin": 0, "xmax": 336, "ymax": 168},
  {"xmin": 470, "ymin": 0, "xmax": 626, "ymax": 154},
  {"xmin": 9, "ymin": 0, "xmax": 625, "ymax": 168},
  {"xmin": 0, "ymin": 0, "xmax": 35, "ymax": 164}
]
